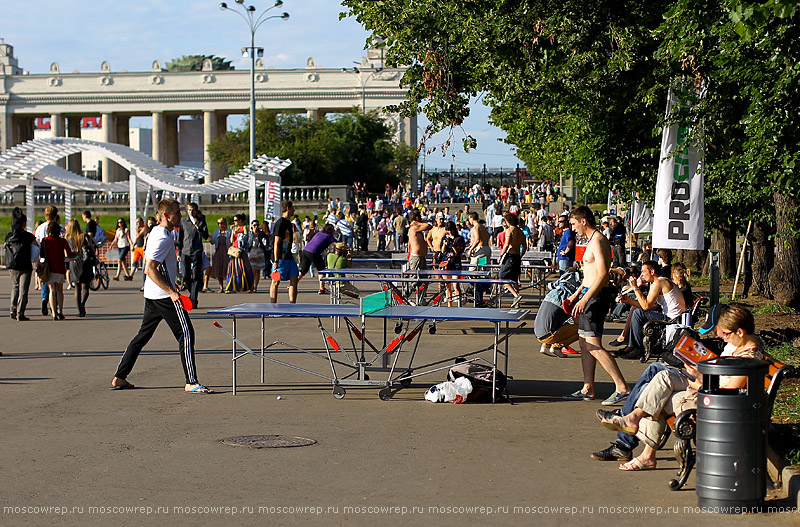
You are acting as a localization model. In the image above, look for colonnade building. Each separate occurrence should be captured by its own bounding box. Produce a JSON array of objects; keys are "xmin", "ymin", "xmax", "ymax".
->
[{"xmin": 0, "ymin": 42, "xmax": 417, "ymax": 185}]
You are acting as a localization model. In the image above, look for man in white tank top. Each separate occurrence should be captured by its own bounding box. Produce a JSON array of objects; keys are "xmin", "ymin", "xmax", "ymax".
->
[{"xmin": 616, "ymin": 260, "xmax": 686, "ymax": 358}]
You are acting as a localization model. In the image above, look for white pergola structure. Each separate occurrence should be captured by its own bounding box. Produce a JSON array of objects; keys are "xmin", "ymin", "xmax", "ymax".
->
[{"xmin": 0, "ymin": 137, "xmax": 291, "ymax": 230}]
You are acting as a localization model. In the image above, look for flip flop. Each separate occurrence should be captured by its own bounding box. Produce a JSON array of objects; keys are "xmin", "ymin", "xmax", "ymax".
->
[
  {"xmin": 109, "ymin": 382, "xmax": 135, "ymax": 390},
  {"xmin": 602, "ymin": 415, "xmax": 638, "ymax": 435},
  {"xmin": 187, "ymin": 385, "xmax": 214, "ymax": 394},
  {"xmin": 619, "ymin": 458, "xmax": 656, "ymax": 471}
]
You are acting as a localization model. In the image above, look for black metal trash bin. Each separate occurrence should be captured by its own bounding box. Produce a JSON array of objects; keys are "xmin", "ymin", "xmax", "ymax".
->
[{"xmin": 696, "ymin": 356, "xmax": 769, "ymax": 513}]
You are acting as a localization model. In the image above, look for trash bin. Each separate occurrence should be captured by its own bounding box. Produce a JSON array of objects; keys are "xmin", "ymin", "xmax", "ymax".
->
[{"xmin": 696, "ymin": 356, "xmax": 770, "ymax": 513}]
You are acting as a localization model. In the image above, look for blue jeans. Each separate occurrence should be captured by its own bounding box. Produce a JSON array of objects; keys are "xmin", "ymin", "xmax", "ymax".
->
[
  {"xmin": 628, "ymin": 308, "xmax": 667, "ymax": 350},
  {"xmin": 558, "ymin": 259, "xmax": 572, "ymax": 273},
  {"xmin": 41, "ymin": 281, "xmax": 49, "ymax": 301},
  {"xmin": 616, "ymin": 362, "xmax": 672, "ymax": 450}
]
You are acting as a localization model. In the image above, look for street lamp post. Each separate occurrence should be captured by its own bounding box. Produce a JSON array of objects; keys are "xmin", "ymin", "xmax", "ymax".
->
[
  {"xmin": 342, "ymin": 66, "xmax": 383, "ymax": 113},
  {"xmin": 220, "ymin": 0, "xmax": 288, "ymax": 222}
]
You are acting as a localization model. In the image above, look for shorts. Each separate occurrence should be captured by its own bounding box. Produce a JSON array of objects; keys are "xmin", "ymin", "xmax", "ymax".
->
[
  {"xmin": 470, "ymin": 246, "xmax": 492, "ymax": 267},
  {"xmin": 118, "ymin": 246, "xmax": 130, "ymax": 261},
  {"xmin": 499, "ymin": 253, "xmax": 521, "ymax": 281},
  {"xmin": 275, "ymin": 258, "xmax": 299, "ymax": 281},
  {"xmin": 577, "ymin": 285, "xmax": 615, "ymax": 338},
  {"xmin": 408, "ymin": 255, "xmax": 427, "ymax": 270},
  {"xmin": 299, "ymin": 250, "xmax": 326, "ymax": 275}
]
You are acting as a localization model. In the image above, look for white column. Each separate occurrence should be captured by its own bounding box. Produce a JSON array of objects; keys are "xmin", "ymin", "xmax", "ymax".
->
[
  {"xmin": 152, "ymin": 111, "xmax": 165, "ymax": 164},
  {"xmin": 51, "ymin": 113, "xmax": 65, "ymax": 168},
  {"xmin": 203, "ymin": 110, "xmax": 216, "ymax": 184},
  {"xmin": 306, "ymin": 109, "xmax": 319, "ymax": 121},
  {"xmin": 64, "ymin": 189, "xmax": 72, "ymax": 223},
  {"xmin": 249, "ymin": 167, "xmax": 257, "ymax": 225},
  {"xmin": 25, "ymin": 179, "xmax": 34, "ymax": 234},
  {"xmin": 129, "ymin": 168, "xmax": 138, "ymax": 238},
  {"xmin": 101, "ymin": 113, "xmax": 115, "ymax": 182}
]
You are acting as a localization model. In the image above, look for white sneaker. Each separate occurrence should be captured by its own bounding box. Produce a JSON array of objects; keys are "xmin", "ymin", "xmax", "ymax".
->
[
  {"xmin": 539, "ymin": 344, "xmax": 557, "ymax": 357},
  {"xmin": 511, "ymin": 295, "xmax": 523, "ymax": 308}
]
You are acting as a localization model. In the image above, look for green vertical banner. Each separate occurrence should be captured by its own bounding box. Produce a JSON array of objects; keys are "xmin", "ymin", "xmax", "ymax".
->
[{"xmin": 653, "ymin": 79, "xmax": 705, "ymax": 250}]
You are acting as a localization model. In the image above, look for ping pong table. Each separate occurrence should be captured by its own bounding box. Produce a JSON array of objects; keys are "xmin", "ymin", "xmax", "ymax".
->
[{"xmin": 209, "ymin": 291, "xmax": 528, "ymax": 401}]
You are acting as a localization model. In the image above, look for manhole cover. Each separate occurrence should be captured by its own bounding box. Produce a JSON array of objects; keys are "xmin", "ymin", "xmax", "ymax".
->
[{"xmin": 220, "ymin": 435, "xmax": 316, "ymax": 449}]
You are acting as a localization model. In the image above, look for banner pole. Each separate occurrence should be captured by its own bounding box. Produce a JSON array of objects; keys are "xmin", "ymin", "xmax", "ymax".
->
[{"xmin": 731, "ymin": 220, "xmax": 752, "ymax": 301}]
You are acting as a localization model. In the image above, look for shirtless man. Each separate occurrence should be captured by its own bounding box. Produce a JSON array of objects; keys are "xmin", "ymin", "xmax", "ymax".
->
[
  {"xmin": 426, "ymin": 213, "xmax": 448, "ymax": 267},
  {"xmin": 466, "ymin": 212, "xmax": 492, "ymax": 265},
  {"xmin": 563, "ymin": 206, "xmax": 629, "ymax": 405},
  {"xmin": 407, "ymin": 211, "xmax": 432, "ymax": 270}
]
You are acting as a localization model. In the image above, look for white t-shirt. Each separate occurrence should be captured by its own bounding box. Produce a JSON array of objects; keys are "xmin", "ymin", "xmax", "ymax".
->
[
  {"xmin": 143, "ymin": 226, "xmax": 178, "ymax": 300},
  {"xmin": 116, "ymin": 228, "xmax": 130, "ymax": 248}
]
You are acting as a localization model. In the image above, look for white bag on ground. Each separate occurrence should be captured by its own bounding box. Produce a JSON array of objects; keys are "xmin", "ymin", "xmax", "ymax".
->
[{"xmin": 424, "ymin": 377, "xmax": 473, "ymax": 404}]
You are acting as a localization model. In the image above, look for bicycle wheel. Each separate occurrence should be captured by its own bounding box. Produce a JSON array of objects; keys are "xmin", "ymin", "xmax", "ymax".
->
[
  {"xmin": 99, "ymin": 261, "xmax": 110, "ymax": 290},
  {"xmin": 89, "ymin": 263, "xmax": 101, "ymax": 291}
]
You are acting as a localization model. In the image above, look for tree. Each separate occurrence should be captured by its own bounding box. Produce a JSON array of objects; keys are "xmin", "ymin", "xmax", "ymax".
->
[
  {"xmin": 208, "ymin": 109, "xmax": 414, "ymax": 191},
  {"xmin": 165, "ymin": 55, "xmax": 233, "ymax": 71},
  {"xmin": 342, "ymin": 0, "xmax": 673, "ymax": 197},
  {"xmin": 656, "ymin": 0, "xmax": 800, "ymax": 305}
]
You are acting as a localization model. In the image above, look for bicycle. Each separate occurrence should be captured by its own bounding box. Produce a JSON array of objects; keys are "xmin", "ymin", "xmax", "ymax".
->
[{"xmin": 89, "ymin": 260, "xmax": 109, "ymax": 291}]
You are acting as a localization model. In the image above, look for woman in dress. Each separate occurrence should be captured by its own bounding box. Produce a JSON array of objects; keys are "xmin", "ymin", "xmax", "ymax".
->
[
  {"xmin": 225, "ymin": 214, "xmax": 253, "ymax": 293},
  {"xmin": 248, "ymin": 220, "xmax": 270, "ymax": 293},
  {"xmin": 499, "ymin": 212, "xmax": 526, "ymax": 308},
  {"xmin": 65, "ymin": 219, "xmax": 95, "ymax": 317},
  {"xmin": 441, "ymin": 221, "xmax": 466, "ymax": 307},
  {"xmin": 41, "ymin": 221, "xmax": 75, "ymax": 320},
  {"xmin": 210, "ymin": 218, "xmax": 231, "ymax": 293},
  {"xmin": 110, "ymin": 217, "xmax": 134, "ymax": 281}
]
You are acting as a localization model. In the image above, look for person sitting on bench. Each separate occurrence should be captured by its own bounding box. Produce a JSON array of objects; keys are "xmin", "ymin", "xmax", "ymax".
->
[
  {"xmin": 599, "ymin": 304, "xmax": 764, "ymax": 471},
  {"xmin": 615, "ymin": 260, "xmax": 685, "ymax": 359}
]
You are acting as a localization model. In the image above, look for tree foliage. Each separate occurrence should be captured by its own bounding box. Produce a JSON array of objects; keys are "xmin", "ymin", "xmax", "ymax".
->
[
  {"xmin": 165, "ymin": 55, "xmax": 233, "ymax": 71},
  {"xmin": 342, "ymin": 0, "xmax": 800, "ymax": 306},
  {"xmin": 208, "ymin": 109, "xmax": 414, "ymax": 189}
]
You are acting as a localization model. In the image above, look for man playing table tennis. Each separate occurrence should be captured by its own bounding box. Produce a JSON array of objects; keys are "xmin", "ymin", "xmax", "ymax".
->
[
  {"xmin": 110, "ymin": 199, "xmax": 213, "ymax": 394},
  {"xmin": 407, "ymin": 211, "xmax": 432, "ymax": 271}
]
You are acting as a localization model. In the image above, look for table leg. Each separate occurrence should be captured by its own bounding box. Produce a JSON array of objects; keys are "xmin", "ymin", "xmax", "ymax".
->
[
  {"xmin": 232, "ymin": 316, "xmax": 238, "ymax": 396},
  {"xmin": 492, "ymin": 321, "xmax": 499, "ymax": 403},
  {"xmin": 260, "ymin": 315, "xmax": 265, "ymax": 384}
]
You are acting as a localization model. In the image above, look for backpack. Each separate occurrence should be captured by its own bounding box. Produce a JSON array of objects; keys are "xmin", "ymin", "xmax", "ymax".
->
[
  {"xmin": 447, "ymin": 361, "xmax": 507, "ymax": 403},
  {"xmin": 4, "ymin": 232, "xmax": 30, "ymax": 270},
  {"xmin": 81, "ymin": 236, "xmax": 98, "ymax": 267}
]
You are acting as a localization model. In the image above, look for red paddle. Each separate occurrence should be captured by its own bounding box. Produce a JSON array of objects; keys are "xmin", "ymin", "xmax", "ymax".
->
[
  {"xmin": 562, "ymin": 298, "xmax": 572, "ymax": 315},
  {"xmin": 271, "ymin": 270, "xmax": 281, "ymax": 281},
  {"xmin": 179, "ymin": 294, "xmax": 194, "ymax": 311}
]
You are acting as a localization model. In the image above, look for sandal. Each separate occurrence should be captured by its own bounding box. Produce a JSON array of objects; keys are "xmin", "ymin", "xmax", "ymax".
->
[
  {"xmin": 601, "ymin": 415, "xmax": 638, "ymax": 435},
  {"xmin": 619, "ymin": 457, "xmax": 656, "ymax": 471}
]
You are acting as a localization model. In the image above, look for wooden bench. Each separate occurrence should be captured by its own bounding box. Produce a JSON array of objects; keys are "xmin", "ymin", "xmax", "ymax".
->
[{"xmin": 667, "ymin": 355, "xmax": 799, "ymax": 490}]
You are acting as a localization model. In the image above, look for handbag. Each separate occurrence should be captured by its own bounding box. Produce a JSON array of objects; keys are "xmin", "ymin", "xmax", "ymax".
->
[
  {"xmin": 37, "ymin": 239, "xmax": 51, "ymax": 282},
  {"xmin": 227, "ymin": 246, "xmax": 241, "ymax": 258}
]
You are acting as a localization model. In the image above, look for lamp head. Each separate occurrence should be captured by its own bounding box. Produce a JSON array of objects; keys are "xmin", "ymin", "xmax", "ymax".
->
[
  {"xmin": 274, "ymin": 0, "xmax": 283, "ymax": 6},
  {"xmin": 235, "ymin": 0, "xmax": 244, "ymax": 3},
  {"xmin": 281, "ymin": 12, "xmax": 289, "ymax": 19},
  {"xmin": 247, "ymin": 5, "xmax": 255, "ymax": 11},
  {"xmin": 219, "ymin": 2, "xmax": 227, "ymax": 9}
]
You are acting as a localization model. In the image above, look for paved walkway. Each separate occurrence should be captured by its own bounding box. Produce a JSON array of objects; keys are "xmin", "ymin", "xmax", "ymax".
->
[{"xmin": 0, "ymin": 271, "xmax": 794, "ymax": 526}]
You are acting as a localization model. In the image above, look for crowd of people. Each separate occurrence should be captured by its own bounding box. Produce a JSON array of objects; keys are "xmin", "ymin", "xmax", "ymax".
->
[{"xmin": 3, "ymin": 192, "xmax": 771, "ymax": 490}]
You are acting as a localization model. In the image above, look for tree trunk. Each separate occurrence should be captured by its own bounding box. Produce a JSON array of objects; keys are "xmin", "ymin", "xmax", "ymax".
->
[
  {"xmin": 711, "ymin": 221, "xmax": 736, "ymax": 279},
  {"xmin": 750, "ymin": 221, "xmax": 774, "ymax": 298},
  {"xmin": 768, "ymin": 192, "xmax": 800, "ymax": 308},
  {"xmin": 676, "ymin": 249, "xmax": 705, "ymax": 274}
]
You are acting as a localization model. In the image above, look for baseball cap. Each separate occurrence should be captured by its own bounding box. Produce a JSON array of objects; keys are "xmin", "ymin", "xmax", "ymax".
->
[{"xmin": 698, "ymin": 304, "xmax": 726, "ymax": 335}]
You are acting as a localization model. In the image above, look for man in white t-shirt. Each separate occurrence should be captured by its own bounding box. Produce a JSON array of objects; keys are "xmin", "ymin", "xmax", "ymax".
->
[{"xmin": 110, "ymin": 199, "xmax": 213, "ymax": 394}]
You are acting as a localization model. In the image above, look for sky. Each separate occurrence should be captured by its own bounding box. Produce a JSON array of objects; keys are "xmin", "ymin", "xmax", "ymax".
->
[{"xmin": 1, "ymin": 0, "xmax": 523, "ymax": 172}]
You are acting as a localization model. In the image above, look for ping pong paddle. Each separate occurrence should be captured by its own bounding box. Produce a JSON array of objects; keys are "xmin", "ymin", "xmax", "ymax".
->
[
  {"xmin": 179, "ymin": 294, "xmax": 194, "ymax": 311},
  {"xmin": 562, "ymin": 298, "xmax": 572, "ymax": 315},
  {"xmin": 271, "ymin": 270, "xmax": 281, "ymax": 281}
]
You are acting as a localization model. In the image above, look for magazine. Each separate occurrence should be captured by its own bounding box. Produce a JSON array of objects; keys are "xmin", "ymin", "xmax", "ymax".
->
[{"xmin": 673, "ymin": 333, "xmax": 716, "ymax": 367}]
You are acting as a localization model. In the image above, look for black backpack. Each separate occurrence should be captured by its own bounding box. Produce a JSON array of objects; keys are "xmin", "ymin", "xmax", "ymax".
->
[
  {"xmin": 4, "ymin": 232, "xmax": 30, "ymax": 270},
  {"xmin": 448, "ymin": 360, "xmax": 507, "ymax": 403}
]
